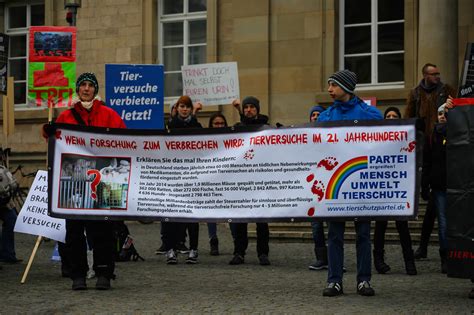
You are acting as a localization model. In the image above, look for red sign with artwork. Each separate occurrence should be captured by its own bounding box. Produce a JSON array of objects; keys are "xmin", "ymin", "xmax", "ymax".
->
[{"xmin": 29, "ymin": 26, "xmax": 76, "ymax": 62}]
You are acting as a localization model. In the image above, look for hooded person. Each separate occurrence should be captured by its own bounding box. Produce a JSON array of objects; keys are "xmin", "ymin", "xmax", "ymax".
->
[
  {"xmin": 50, "ymin": 72, "xmax": 126, "ymax": 291},
  {"xmin": 421, "ymin": 102, "xmax": 449, "ymax": 275},
  {"xmin": 308, "ymin": 104, "xmax": 329, "ymax": 271},
  {"xmin": 309, "ymin": 105, "xmax": 326, "ymax": 122}
]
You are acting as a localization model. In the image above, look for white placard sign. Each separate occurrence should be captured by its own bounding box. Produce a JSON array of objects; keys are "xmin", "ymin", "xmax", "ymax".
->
[
  {"xmin": 14, "ymin": 171, "xmax": 66, "ymax": 243},
  {"xmin": 181, "ymin": 62, "xmax": 240, "ymax": 105},
  {"xmin": 49, "ymin": 121, "xmax": 418, "ymax": 222}
]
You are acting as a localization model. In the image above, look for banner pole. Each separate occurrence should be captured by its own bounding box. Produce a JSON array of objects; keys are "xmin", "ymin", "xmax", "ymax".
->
[
  {"xmin": 20, "ymin": 235, "xmax": 43, "ymax": 284},
  {"xmin": 20, "ymin": 83, "xmax": 54, "ymax": 285},
  {"xmin": 48, "ymin": 103, "xmax": 53, "ymax": 122}
]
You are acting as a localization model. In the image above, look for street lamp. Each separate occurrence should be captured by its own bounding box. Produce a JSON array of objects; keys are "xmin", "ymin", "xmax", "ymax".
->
[{"xmin": 64, "ymin": 0, "xmax": 82, "ymax": 26}]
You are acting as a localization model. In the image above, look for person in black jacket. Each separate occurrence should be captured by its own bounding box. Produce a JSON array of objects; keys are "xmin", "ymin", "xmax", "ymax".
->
[
  {"xmin": 229, "ymin": 96, "xmax": 270, "ymax": 266},
  {"xmin": 372, "ymin": 107, "xmax": 417, "ymax": 276},
  {"xmin": 421, "ymin": 104, "xmax": 448, "ymax": 274},
  {"xmin": 232, "ymin": 96, "xmax": 269, "ymax": 126},
  {"xmin": 163, "ymin": 95, "xmax": 202, "ymax": 265}
]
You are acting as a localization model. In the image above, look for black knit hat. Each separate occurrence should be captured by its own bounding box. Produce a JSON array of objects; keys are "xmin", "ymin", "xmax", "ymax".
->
[
  {"xmin": 328, "ymin": 70, "xmax": 357, "ymax": 94},
  {"xmin": 76, "ymin": 72, "xmax": 99, "ymax": 96},
  {"xmin": 242, "ymin": 96, "xmax": 260, "ymax": 113}
]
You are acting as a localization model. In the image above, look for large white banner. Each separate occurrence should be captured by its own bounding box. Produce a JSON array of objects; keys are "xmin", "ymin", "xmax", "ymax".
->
[
  {"xmin": 48, "ymin": 121, "xmax": 418, "ymax": 221},
  {"xmin": 15, "ymin": 171, "xmax": 66, "ymax": 242},
  {"xmin": 181, "ymin": 62, "xmax": 239, "ymax": 106}
]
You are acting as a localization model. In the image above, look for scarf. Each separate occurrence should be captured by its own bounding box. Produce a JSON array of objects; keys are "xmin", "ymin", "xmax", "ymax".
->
[
  {"xmin": 73, "ymin": 95, "xmax": 101, "ymax": 110},
  {"xmin": 419, "ymin": 79, "xmax": 442, "ymax": 93}
]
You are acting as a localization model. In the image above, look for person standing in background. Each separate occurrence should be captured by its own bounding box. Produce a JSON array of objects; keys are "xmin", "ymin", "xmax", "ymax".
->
[{"xmin": 372, "ymin": 107, "xmax": 417, "ymax": 276}]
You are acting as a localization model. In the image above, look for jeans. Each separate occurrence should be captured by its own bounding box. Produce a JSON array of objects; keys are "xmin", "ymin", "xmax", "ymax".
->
[
  {"xmin": 327, "ymin": 221, "xmax": 371, "ymax": 283},
  {"xmin": 419, "ymin": 195, "xmax": 436, "ymax": 249},
  {"xmin": 433, "ymin": 190, "xmax": 447, "ymax": 251},
  {"xmin": 0, "ymin": 207, "xmax": 17, "ymax": 260},
  {"xmin": 311, "ymin": 221, "xmax": 326, "ymax": 249}
]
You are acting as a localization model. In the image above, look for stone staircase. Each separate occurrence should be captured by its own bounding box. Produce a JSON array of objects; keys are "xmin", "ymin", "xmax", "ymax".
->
[{"xmin": 249, "ymin": 199, "xmax": 438, "ymax": 245}]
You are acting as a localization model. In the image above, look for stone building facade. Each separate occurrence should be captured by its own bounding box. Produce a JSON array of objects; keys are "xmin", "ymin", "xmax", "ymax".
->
[{"xmin": 0, "ymin": 0, "xmax": 473, "ymax": 172}]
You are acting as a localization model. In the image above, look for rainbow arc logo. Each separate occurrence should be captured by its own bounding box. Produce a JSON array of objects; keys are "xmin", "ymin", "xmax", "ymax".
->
[{"xmin": 325, "ymin": 156, "xmax": 368, "ymax": 199}]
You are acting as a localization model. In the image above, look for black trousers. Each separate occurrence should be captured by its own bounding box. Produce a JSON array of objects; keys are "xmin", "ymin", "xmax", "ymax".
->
[
  {"xmin": 231, "ymin": 223, "xmax": 269, "ymax": 257},
  {"xmin": 419, "ymin": 196, "xmax": 436, "ymax": 248},
  {"xmin": 186, "ymin": 223, "xmax": 199, "ymax": 250},
  {"xmin": 65, "ymin": 219, "xmax": 115, "ymax": 279},
  {"xmin": 374, "ymin": 220, "xmax": 413, "ymax": 257},
  {"xmin": 161, "ymin": 222, "xmax": 183, "ymax": 251}
]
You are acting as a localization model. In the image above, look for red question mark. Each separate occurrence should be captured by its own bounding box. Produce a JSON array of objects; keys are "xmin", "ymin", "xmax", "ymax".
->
[{"xmin": 87, "ymin": 169, "xmax": 101, "ymax": 200}]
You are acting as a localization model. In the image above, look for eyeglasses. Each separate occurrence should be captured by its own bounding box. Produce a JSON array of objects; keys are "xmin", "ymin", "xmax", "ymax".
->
[
  {"xmin": 438, "ymin": 111, "xmax": 445, "ymax": 115},
  {"xmin": 426, "ymin": 72, "xmax": 440, "ymax": 77}
]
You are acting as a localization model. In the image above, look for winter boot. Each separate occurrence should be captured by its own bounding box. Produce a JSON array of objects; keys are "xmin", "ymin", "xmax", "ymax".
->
[
  {"xmin": 414, "ymin": 246, "xmax": 428, "ymax": 260},
  {"xmin": 439, "ymin": 249, "xmax": 447, "ymax": 274},
  {"xmin": 373, "ymin": 250, "xmax": 391, "ymax": 274},
  {"xmin": 309, "ymin": 247, "xmax": 328, "ymax": 270},
  {"xmin": 403, "ymin": 249, "xmax": 417, "ymax": 275},
  {"xmin": 210, "ymin": 237, "xmax": 219, "ymax": 256}
]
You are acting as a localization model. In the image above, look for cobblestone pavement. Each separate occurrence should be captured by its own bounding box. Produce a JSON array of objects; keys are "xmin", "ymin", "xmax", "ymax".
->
[{"xmin": 2, "ymin": 222, "xmax": 473, "ymax": 314}]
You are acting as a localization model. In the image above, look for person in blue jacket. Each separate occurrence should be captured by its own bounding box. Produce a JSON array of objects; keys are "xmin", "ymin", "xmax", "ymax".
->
[{"xmin": 318, "ymin": 70, "xmax": 382, "ymax": 297}]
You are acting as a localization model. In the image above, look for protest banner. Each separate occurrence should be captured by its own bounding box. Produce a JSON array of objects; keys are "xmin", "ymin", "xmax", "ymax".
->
[
  {"xmin": 48, "ymin": 120, "xmax": 419, "ymax": 222},
  {"xmin": 14, "ymin": 171, "xmax": 66, "ymax": 243},
  {"xmin": 446, "ymin": 43, "xmax": 474, "ymax": 279},
  {"xmin": 0, "ymin": 33, "xmax": 8, "ymax": 95},
  {"xmin": 28, "ymin": 62, "xmax": 76, "ymax": 108},
  {"xmin": 181, "ymin": 62, "xmax": 239, "ymax": 106},
  {"xmin": 446, "ymin": 103, "xmax": 474, "ymax": 279},
  {"xmin": 27, "ymin": 26, "xmax": 76, "ymax": 108},
  {"xmin": 457, "ymin": 42, "xmax": 474, "ymax": 98},
  {"xmin": 105, "ymin": 64, "xmax": 164, "ymax": 129},
  {"xmin": 28, "ymin": 26, "xmax": 76, "ymax": 62}
]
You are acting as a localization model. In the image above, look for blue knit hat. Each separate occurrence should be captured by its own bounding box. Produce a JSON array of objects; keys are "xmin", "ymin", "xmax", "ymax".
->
[
  {"xmin": 328, "ymin": 70, "xmax": 357, "ymax": 94},
  {"xmin": 76, "ymin": 72, "xmax": 99, "ymax": 96},
  {"xmin": 309, "ymin": 105, "xmax": 325, "ymax": 120}
]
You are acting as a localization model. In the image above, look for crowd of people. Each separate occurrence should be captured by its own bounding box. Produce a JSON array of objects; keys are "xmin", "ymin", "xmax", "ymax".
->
[{"xmin": 1, "ymin": 64, "xmax": 472, "ymax": 299}]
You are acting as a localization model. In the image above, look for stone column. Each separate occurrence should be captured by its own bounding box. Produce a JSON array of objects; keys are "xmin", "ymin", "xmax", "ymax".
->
[{"xmin": 418, "ymin": 0, "xmax": 458, "ymax": 87}]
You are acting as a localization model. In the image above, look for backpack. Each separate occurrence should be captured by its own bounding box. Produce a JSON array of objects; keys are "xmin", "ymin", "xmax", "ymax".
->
[
  {"xmin": 114, "ymin": 222, "xmax": 145, "ymax": 262},
  {"xmin": 0, "ymin": 165, "xmax": 18, "ymax": 205}
]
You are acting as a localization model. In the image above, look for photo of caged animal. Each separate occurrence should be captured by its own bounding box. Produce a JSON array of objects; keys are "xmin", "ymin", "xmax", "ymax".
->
[
  {"xmin": 96, "ymin": 158, "xmax": 130, "ymax": 209},
  {"xmin": 59, "ymin": 156, "xmax": 131, "ymax": 209}
]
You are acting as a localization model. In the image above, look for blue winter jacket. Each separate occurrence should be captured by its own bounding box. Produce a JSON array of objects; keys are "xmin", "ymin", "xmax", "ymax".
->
[{"xmin": 318, "ymin": 96, "xmax": 382, "ymax": 122}]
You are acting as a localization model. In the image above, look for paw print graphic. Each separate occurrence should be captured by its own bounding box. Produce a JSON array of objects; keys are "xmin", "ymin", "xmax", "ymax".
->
[
  {"xmin": 400, "ymin": 141, "xmax": 416, "ymax": 153},
  {"xmin": 306, "ymin": 174, "xmax": 325, "ymax": 202},
  {"xmin": 244, "ymin": 149, "xmax": 255, "ymax": 160},
  {"xmin": 317, "ymin": 157, "xmax": 338, "ymax": 170}
]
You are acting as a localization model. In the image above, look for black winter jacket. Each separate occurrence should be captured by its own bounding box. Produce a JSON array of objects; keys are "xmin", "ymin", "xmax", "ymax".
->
[
  {"xmin": 422, "ymin": 123, "xmax": 447, "ymax": 193},
  {"xmin": 167, "ymin": 115, "xmax": 202, "ymax": 129}
]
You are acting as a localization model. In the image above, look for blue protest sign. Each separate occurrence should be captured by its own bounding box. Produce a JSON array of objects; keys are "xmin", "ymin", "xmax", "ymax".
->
[{"xmin": 105, "ymin": 64, "xmax": 164, "ymax": 129}]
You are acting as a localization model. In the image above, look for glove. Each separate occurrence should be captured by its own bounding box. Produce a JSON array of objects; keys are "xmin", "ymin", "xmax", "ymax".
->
[{"xmin": 41, "ymin": 123, "xmax": 55, "ymax": 139}]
